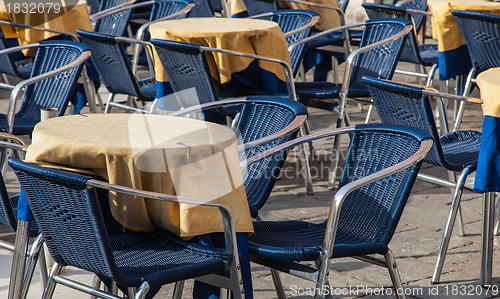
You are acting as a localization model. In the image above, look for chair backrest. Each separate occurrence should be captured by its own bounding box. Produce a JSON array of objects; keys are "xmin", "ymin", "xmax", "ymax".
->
[
  {"xmin": 452, "ymin": 10, "xmax": 500, "ymax": 73},
  {"xmin": 77, "ymin": 30, "xmax": 148, "ymax": 100},
  {"xmin": 95, "ymin": 0, "xmax": 133, "ymax": 36},
  {"xmin": 336, "ymin": 124, "xmax": 427, "ymax": 245},
  {"xmin": 362, "ymin": 3, "xmax": 422, "ymax": 65},
  {"xmin": 346, "ymin": 19, "xmax": 410, "ymax": 93},
  {"xmin": 0, "ymin": 27, "xmax": 28, "ymax": 78},
  {"xmin": 362, "ymin": 76, "xmax": 454, "ymax": 169},
  {"xmin": 8, "ymin": 158, "xmax": 127, "ymax": 282},
  {"xmin": 87, "ymin": 0, "xmax": 101, "ymax": 14},
  {"xmin": 393, "ymin": 0, "xmax": 428, "ymax": 32},
  {"xmin": 15, "ymin": 41, "xmax": 89, "ymax": 128},
  {"xmin": 242, "ymin": 0, "xmax": 279, "ymax": 16},
  {"xmin": 150, "ymin": 0, "xmax": 194, "ymax": 21},
  {"xmin": 237, "ymin": 96, "xmax": 308, "ymax": 214},
  {"xmin": 251, "ymin": 10, "xmax": 318, "ymax": 76},
  {"xmin": 151, "ymin": 39, "xmax": 220, "ymax": 107}
]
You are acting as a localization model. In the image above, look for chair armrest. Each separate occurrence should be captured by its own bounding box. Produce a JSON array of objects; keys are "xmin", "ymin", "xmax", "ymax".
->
[
  {"xmin": 201, "ymin": 46, "xmax": 297, "ymax": 101},
  {"xmin": 113, "ymin": 36, "xmax": 156, "ymax": 75},
  {"xmin": 0, "ymin": 135, "xmax": 28, "ymax": 161},
  {"xmin": 6, "ymin": 48, "xmax": 91, "ymax": 134},
  {"xmin": 406, "ymin": 9, "xmax": 432, "ymax": 16},
  {"xmin": 87, "ymin": 178, "xmax": 242, "ymax": 280},
  {"xmin": 0, "ymin": 20, "xmax": 79, "ymax": 41},
  {"xmin": 89, "ymin": 0, "xmax": 138, "ymax": 21},
  {"xmin": 321, "ymin": 137, "xmax": 433, "ymax": 262},
  {"xmin": 282, "ymin": 0, "xmax": 347, "ymax": 27},
  {"xmin": 241, "ymin": 126, "xmax": 356, "ymax": 170}
]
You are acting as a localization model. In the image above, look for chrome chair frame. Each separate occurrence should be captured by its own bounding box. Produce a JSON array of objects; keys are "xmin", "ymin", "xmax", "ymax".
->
[
  {"xmin": 241, "ymin": 126, "xmax": 433, "ymax": 298},
  {"xmin": 289, "ymin": 22, "xmax": 413, "ymax": 189}
]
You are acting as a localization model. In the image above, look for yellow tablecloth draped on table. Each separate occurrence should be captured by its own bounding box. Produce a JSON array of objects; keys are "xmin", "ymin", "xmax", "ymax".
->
[
  {"xmin": 26, "ymin": 114, "xmax": 254, "ymax": 238},
  {"xmin": 476, "ymin": 68, "xmax": 500, "ymax": 118},
  {"xmin": 428, "ymin": 0, "xmax": 500, "ymax": 52},
  {"xmin": 0, "ymin": 0, "xmax": 92, "ymax": 51},
  {"xmin": 149, "ymin": 17, "xmax": 291, "ymax": 85},
  {"xmin": 228, "ymin": 0, "xmax": 341, "ymax": 30}
]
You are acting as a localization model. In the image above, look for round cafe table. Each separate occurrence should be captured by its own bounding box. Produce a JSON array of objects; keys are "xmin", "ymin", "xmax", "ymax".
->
[
  {"xmin": 149, "ymin": 17, "xmax": 291, "ymax": 99},
  {"xmin": 25, "ymin": 113, "xmax": 253, "ymax": 237},
  {"xmin": 0, "ymin": 0, "xmax": 92, "ymax": 53}
]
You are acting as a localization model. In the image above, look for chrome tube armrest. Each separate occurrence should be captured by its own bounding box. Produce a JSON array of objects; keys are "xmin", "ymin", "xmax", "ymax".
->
[
  {"xmin": 6, "ymin": 50, "xmax": 91, "ymax": 134},
  {"xmin": 281, "ymin": 0, "xmax": 347, "ymax": 27},
  {"xmin": 200, "ymin": 46, "xmax": 297, "ymax": 101},
  {"xmin": 87, "ymin": 178, "xmax": 241, "ymax": 275},
  {"xmin": 167, "ymin": 98, "xmax": 247, "ymax": 117},
  {"xmin": 113, "ymin": 37, "xmax": 156, "ymax": 74},
  {"xmin": 394, "ymin": 0, "xmax": 414, "ymax": 7},
  {"xmin": 241, "ymin": 126, "xmax": 355, "ymax": 170},
  {"xmin": 0, "ymin": 136, "xmax": 28, "ymax": 161},
  {"xmin": 238, "ymin": 114, "xmax": 307, "ymax": 153},
  {"xmin": 422, "ymin": 89, "xmax": 482, "ymax": 105},
  {"xmin": 341, "ymin": 23, "xmax": 412, "ymax": 95},
  {"xmin": 135, "ymin": 3, "xmax": 196, "ymax": 41},
  {"xmin": 0, "ymin": 21, "xmax": 78, "ymax": 41},
  {"xmin": 321, "ymin": 137, "xmax": 433, "ymax": 261},
  {"xmin": 406, "ymin": 9, "xmax": 432, "ymax": 16},
  {"xmin": 89, "ymin": 0, "xmax": 138, "ymax": 21}
]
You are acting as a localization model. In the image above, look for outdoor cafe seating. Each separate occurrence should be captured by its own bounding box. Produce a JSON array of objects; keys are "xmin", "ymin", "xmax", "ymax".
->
[{"xmin": 2, "ymin": 0, "xmax": 500, "ymax": 298}]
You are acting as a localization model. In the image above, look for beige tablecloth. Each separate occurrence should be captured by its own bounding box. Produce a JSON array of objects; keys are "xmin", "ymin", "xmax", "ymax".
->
[
  {"xmin": 0, "ymin": 0, "xmax": 92, "ymax": 53},
  {"xmin": 26, "ymin": 114, "xmax": 253, "ymax": 238},
  {"xmin": 149, "ymin": 17, "xmax": 291, "ymax": 85}
]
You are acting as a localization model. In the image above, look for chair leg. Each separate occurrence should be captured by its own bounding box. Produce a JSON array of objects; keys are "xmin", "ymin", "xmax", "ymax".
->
[
  {"xmin": 270, "ymin": 269, "xmax": 286, "ymax": 299},
  {"xmin": 494, "ymin": 193, "xmax": 500, "ymax": 236},
  {"xmin": 385, "ymin": 249, "xmax": 406, "ymax": 299},
  {"xmin": 302, "ymin": 120, "xmax": 315, "ymax": 158},
  {"xmin": 21, "ymin": 234, "xmax": 44, "ymax": 299},
  {"xmin": 89, "ymin": 276, "xmax": 102, "ymax": 299},
  {"xmin": 128, "ymin": 287, "xmax": 137, "ymax": 298},
  {"xmin": 172, "ymin": 281, "xmax": 185, "ymax": 299},
  {"xmin": 364, "ymin": 105, "xmax": 373, "ymax": 124},
  {"xmin": 447, "ymin": 170, "xmax": 465, "ymax": 237},
  {"xmin": 41, "ymin": 263, "xmax": 64, "ymax": 299},
  {"xmin": 9, "ymin": 219, "xmax": 31, "ymax": 299},
  {"xmin": 328, "ymin": 111, "xmax": 345, "ymax": 190},
  {"xmin": 104, "ymin": 93, "xmax": 116, "ymax": 114},
  {"xmin": 432, "ymin": 167, "xmax": 471, "ymax": 284},
  {"xmin": 135, "ymin": 282, "xmax": 151, "ymax": 299},
  {"xmin": 37, "ymin": 246, "xmax": 49, "ymax": 289},
  {"xmin": 298, "ymin": 126, "xmax": 314, "ymax": 195}
]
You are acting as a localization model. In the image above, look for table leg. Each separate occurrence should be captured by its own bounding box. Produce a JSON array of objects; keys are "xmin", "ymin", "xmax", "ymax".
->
[
  {"xmin": 480, "ymin": 192, "xmax": 494, "ymax": 286},
  {"xmin": 8, "ymin": 220, "xmax": 30, "ymax": 299}
]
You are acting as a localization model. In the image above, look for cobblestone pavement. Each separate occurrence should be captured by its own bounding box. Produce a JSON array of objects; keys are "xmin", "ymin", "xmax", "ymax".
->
[{"xmin": 0, "ymin": 59, "xmax": 498, "ymax": 298}]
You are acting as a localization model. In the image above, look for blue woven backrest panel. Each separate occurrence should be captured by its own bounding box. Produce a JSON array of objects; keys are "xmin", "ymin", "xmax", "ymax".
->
[
  {"xmin": 238, "ymin": 97, "xmax": 307, "ymax": 211},
  {"xmin": 95, "ymin": 0, "xmax": 132, "ymax": 36},
  {"xmin": 17, "ymin": 42, "xmax": 86, "ymax": 124},
  {"xmin": 151, "ymin": 39, "xmax": 220, "ymax": 107},
  {"xmin": 78, "ymin": 30, "xmax": 142, "ymax": 97},
  {"xmin": 363, "ymin": 4, "xmax": 419, "ymax": 64},
  {"xmin": 363, "ymin": 77, "xmax": 446, "ymax": 167},
  {"xmin": 452, "ymin": 10, "xmax": 500, "ymax": 72},
  {"xmin": 336, "ymin": 125, "xmax": 424, "ymax": 245},
  {"xmin": 151, "ymin": 0, "xmax": 191, "ymax": 21},
  {"xmin": 255, "ymin": 10, "xmax": 317, "ymax": 76},
  {"xmin": 242, "ymin": 0, "xmax": 278, "ymax": 15},
  {"xmin": 9, "ymin": 159, "xmax": 119, "ymax": 280},
  {"xmin": 0, "ymin": 27, "xmax": 22, "ymax": 77},
  {"xmin": 348, "ymin": 20, "xmax": 409, "ymax": 91},
  {"xmin": 398, "ymin": 0, "xmax": 427, "ymax": 32}
]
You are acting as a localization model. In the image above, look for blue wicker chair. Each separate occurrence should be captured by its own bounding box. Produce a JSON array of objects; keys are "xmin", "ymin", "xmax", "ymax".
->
[
  {"xmin": 77, "ymin": 30, "xmax": 157, "ymax": 113},
  {"xmin": 9, "ymin": 157, "xmax": 245, "ymax": 299},
  {"xmin": 0, "ymin": 41, "xmax": 90, "ymax": 135},
  {"xmin": 363, "ymin": 3, "xmax": 438, "ymax": 86},
  {"xmin": 362, "ymin": 76, "xmax": 482, "ymax": 284},
  {"xmin": 169, "ymin": 96, "xmax": 308, "ymax": 219},
  {"xmin": 244, "ymin": 124, "xmax": 432, "ymax": 298},
  {"xmin": 0, "ymin": 136, "xmax": 46, "ymax": 299},
  {"xmin": 451, "ymin": 10, "xmax": 500, "ymax": 131}
]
